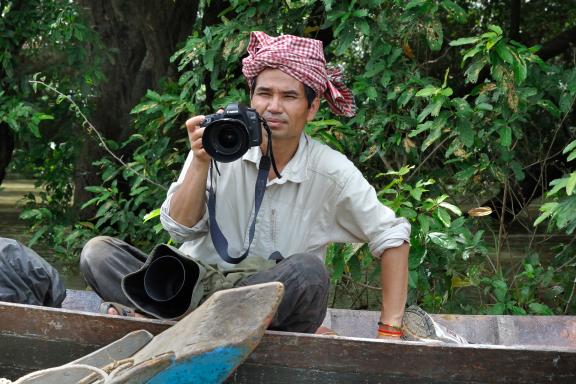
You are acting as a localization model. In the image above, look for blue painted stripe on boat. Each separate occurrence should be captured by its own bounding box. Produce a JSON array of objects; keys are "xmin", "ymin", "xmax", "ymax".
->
[{"xmin": 146, "ymin": 346, "xmax": 249, "ymax": 384}]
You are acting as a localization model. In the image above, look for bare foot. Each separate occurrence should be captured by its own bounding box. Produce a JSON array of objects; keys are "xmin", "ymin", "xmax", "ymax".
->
[
  {"xmin": 316, "ymin": 326, "xmax": 338, "ymax": 336},
  {"xmin": 107, "ymin": 306, "xmax": 148, "ymax": 318}
]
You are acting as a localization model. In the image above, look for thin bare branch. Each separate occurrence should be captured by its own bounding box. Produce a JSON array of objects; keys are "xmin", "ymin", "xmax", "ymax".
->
[{"xmin": 30, "ymin": 80, "xmax": 167, "ymax": 191}]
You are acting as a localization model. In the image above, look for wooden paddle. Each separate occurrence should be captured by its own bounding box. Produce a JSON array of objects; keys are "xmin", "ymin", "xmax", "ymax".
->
[{"xmin": 11, "ymin": 282, "xmax": 284, "ymax": 384}]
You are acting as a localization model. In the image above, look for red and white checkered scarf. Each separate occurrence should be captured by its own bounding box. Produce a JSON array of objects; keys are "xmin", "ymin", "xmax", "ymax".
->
[{"xmin": 242, "ymin": 31, "xmax": 356, "ymax": 117}]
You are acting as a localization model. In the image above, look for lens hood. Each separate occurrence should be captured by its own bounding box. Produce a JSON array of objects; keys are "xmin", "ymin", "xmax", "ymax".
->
[{"xmin": 202, "ymin": 118, "xmax": 251, "ymax": 162}]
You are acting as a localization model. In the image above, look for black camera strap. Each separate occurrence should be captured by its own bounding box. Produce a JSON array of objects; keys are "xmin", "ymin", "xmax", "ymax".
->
[{"xmin": 207, "ymin": 119, "xmax": 280, "ymax": 265}]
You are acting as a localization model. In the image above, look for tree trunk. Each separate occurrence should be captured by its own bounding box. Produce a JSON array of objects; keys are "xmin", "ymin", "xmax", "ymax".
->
[
  {"xmin": 0, "ymin": 123, "xmax": 15, "ymax": 185},
  {"xmin": 73, "ymin": 0, "xmax": 199, "ymax": 218},
  {"xmin": 509, "ymin": 0, "xmax": 521, "ymax": 42}
]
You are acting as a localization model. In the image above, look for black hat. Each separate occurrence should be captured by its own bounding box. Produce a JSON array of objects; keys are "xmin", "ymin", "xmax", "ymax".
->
[{"xmin": 122, "ymin": 244, "xmax": 206, "ymax": 320}]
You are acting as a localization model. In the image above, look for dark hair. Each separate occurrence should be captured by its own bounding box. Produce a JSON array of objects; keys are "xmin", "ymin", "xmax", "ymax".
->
[{"xmin": 250, "ymin": 77, "xmax": 317, "ymax": 108}]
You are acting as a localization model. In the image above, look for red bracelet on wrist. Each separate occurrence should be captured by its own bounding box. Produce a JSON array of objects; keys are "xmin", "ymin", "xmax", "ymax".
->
[{"xmin": 378, "ymin": 321, "xmax": 403, "ymax": 337}]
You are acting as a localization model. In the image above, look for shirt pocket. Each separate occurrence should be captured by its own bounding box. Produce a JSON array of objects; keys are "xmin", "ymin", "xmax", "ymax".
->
[{"xmin": 267, "ymin": 198, "xmax": 309, "ymax": 253}]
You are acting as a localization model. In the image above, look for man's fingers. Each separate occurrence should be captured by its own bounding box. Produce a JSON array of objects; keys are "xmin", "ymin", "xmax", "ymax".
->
[
  {"xmin": 186, "ymin": 115, "xmax": 205, "ymax": 132},
  {"xmin": 190, "ymin": 128, "xmax": 205, "ymax": 149},
  {"xmin": 190, "ymin": 127, "xmax": 205, "ymax": 141}
]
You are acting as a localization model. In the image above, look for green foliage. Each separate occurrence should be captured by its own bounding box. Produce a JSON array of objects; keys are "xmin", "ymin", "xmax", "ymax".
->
[
  {"xmin": 375, "ymin": 166, "xmax": 490, "ymax": 313},
  {"xmin": 534, "ymin": 68, "xmax": 576, "ymax": 236},
  {"xmin": 1, "ymin": 1, "xmax": 104, "ymax": 261},
  {"xmin": 536, "ymin": 142, "xmax": 576, "ymax": 234},
  {"xmin": 12, "ymin": 0, "xmax": 576, "ymax": 315},
  {"xmin": 1, "ymin": 0, "xmax": 100, "ymax": 136}
]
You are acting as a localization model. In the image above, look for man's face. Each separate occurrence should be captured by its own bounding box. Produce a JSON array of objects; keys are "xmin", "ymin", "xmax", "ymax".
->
[{"xmin": 251, "ymin": 69, "xmax": 319, "ymax": 143}]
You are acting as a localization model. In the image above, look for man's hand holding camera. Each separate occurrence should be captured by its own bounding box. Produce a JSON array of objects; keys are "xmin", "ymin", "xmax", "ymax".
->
[
  {"xmin": 185, "ymin": 114, "xmax": 213, "ymax": 168},
  {"xmin": 186, "ymin": 115, "xmax": 210, "ymax": 167},
  {"xmin": 169, "ymin": 114, "xmax": 220, "ymax": 228}
]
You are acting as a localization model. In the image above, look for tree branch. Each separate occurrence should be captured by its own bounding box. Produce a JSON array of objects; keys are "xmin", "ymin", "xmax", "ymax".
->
[
  {"xmin": 538, "ymin": 25, "xmax": 576, "ymax": 60},
  {"xmin": 30, "ymin": 80, "xmax": 167, "ymax": 191}
]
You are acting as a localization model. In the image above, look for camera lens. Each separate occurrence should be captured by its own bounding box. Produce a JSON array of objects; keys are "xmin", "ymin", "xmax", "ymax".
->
[
  {"xmin": 202, "ymin": 119, "xmax": 250, "ymax": 162},
  {"xmin": 217, "ymin": 126, "xmax": 239, "ymax": 149}
]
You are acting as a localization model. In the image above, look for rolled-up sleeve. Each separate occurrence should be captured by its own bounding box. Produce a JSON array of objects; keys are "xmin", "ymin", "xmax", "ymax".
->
[
  {"xmin": 160, "ymin": 151, "xmax": 210, "ymax": 243},
  {"xmin": 334, "ymin": 168, "xmax": 411, "ymax": 258}
]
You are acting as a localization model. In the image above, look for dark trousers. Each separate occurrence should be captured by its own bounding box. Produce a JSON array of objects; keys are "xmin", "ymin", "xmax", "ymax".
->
[{"xmin": 79, "ymin": 236, "xmax": 329, "ymax": 333}]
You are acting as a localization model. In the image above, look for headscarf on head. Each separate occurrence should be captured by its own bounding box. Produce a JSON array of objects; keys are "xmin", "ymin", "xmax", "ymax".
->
[{"xmin": 242, "ymin": 31, "xmax": 356, "ymax": 117}]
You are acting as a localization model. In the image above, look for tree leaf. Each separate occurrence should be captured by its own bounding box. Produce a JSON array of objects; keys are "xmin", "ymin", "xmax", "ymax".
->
[
  {"xmin": 547, "ymin": 178, "xmax": 568, "ymax": 197},
  {"xmin": 507, "ymin": 305, "xmax": 527, "ymax": 315},
  {"xmin": 406, "ymin": 0, "xmax": 428, "ymax": 11},
  {"xmin": 408, "ymin": 269, "xmax": 419, "ymax": 289},
  {"xmin": 495, "ymin": 41, "xmax": 514, "ymax": 64},
  {"xmin": 487, "ymin": 302, "xmax": 506, "ymax": 315},
  {"xmin": 562, "ymin": 140, "xmax": 576, "ymax": 155},
  {"xmin": 28, "ymin": 227, "xmax": 47, "ymax": 248},
  {"xmin": 409, "ymin": 121, "xmax": 432, "ymax": 137},
  {"xmin": 427, "ymin": 232, "xmax": 458, "ymax": 249},
  {"xmin": 456, "ymin": 118, "xmax": 474, "ymax": 147},
  {"xmin": 416, "ymin": 86, "xmax": 439, "ymax": 97},
  {"xmin": 440, "ymin": 87, "xmax": 453, "ymax": 97},
  {"xmin": 492, "ymin": 280, "xmax": 508, "ymax": 302},
  {"xmin": 421, "ymin": 126, "xmax": 442, "ymax": 151},
  {"xmin": 85, "ymin": 186, "xmax": 108, "ymax": 193},
  {"xmin": 528, "ymin": 302, "xmax": 554, "ymax": 315},
  {"xmin": 426, "ymin": 19, "xmax": 443, "ymax": 51},
  {"xmin": 510, "ymin": 160, "xmax": 525, "ymax": 181},
  {"xmin": 488, "ymin": 25, "xmax": 503, "ymax": 35},
  {"xmin": 439, "ymin": 202, "xmax": 462, "ymax": 215},
  {"xmin": 537, "ymin": 99, "xmax": 561, "ymax": 118},
  {"xmin": 409, "ymin": 247, "xmax": 427, "ymax": 269},
  {"xmin": 96, "ymin": 200, "xmax": 114, "ymax": 219},
  {"xmin": 356, "ymin": 20, "xmax": 370, "ymax": 36},
  {"xmin": 566, "ymin": 172, "xmax": 576, "ymax": 196},
  {"xmin": 449, "ymin": 37, "xmax": 479, "ymax": 46},
  {"xmin": 559, "ymin": 93, "xmax": 573, "ymax": 114},
  {"xmin": 435, "ymin": 207, "xmax": 452, "ymax": 227},
  {"xmin": 477, "ymin": 102, "xmax": 493, "ymax": 111},
  {"xmin": 499, "ymin": 125, "xmax": 512, "ymax": 148},
  {"xmin": 441, "ymin": 0, "xmax": 467, "ymax": 23},
  {"xmin": 131, "ymin": 102, "xmax": 158, "ymax": 114},
  {"xmin": 417, "ymin": 101, "xmax": 439, "ymax": 122},
  {"xmin": 512, "ymin": 55, "xmax": 527, "ymax": 83},
  {"xmin": 534, "ymin": 204, "xmax": 556, "ymax": 226},
  {"xmin": 464, "ymin": 58, "xmax": 487, "ymax": 83}
]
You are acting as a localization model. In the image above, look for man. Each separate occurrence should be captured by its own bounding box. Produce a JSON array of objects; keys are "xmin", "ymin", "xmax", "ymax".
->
[{"xmin": 80, "ymin": 32, "xmax": 410, "ymax": 338}]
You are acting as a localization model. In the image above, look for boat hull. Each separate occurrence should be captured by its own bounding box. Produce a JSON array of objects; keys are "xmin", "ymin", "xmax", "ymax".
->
[{"xmin": 1, "ymin": 297, "xmax": 575, "ymax": 383}]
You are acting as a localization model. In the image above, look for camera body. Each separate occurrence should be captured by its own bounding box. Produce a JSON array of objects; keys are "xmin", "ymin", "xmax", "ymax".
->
[{"xmin": 201, "ymin": 103, "xmax": 262, "ymax": 163}]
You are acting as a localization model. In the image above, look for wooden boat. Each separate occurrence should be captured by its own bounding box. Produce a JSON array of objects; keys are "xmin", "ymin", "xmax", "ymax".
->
[
  {"xmin": 6, "ymin": 283, "xmax": 284, "ymax": 384},
  {"xmin": 1, "ymin": 290, "xmax": 575, "ymax": 383}
]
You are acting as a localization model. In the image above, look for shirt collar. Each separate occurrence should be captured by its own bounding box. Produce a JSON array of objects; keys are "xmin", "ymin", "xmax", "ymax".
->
[{"xmin": 243, "ymin": 133, "xmax": 310, "ymax": 184}]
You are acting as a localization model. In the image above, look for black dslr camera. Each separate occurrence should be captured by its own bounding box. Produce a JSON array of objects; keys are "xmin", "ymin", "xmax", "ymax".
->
[{"xmin": 201, "ymin": 103, "xmax": 262, "ymax": 163}]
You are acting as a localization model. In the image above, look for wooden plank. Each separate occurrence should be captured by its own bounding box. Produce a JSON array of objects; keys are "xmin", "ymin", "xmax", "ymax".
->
[
  {"xmin": 324, "ymin": 309, "xmax": 576, "ymax": 348},
  {"xmin": 60, "ymin": 290, "xmax": 576, "ymax": 347},
  {"xmin": 0, "ymin": 302, "xmax": 172, "ymax": 379},
  {"xmin": 0, "ymin": 335, "xmax": 96, "ymax": 379},
  {"xmin": 230, "ymin": 332, "xmax": 576, "ymax": 384},
  {"xmin": 434, "ymin": 314, "xmax": 576, "ymax": 347},
  {"xmin": 0, "ymin": 301, "xmax": 172, "ymax": 345}
]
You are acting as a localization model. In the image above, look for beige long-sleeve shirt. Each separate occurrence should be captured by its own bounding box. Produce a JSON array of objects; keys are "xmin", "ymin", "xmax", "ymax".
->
[{"xmin": 161, "ymin": 133, "xmax": 410, "ymax": 270}]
